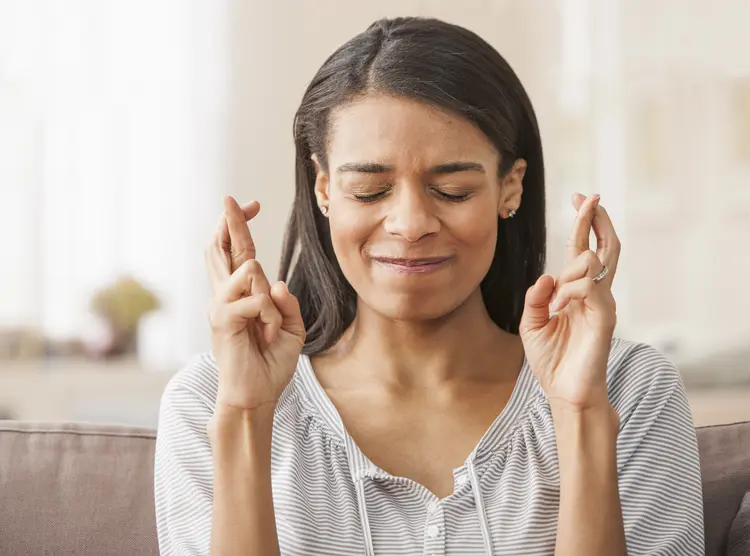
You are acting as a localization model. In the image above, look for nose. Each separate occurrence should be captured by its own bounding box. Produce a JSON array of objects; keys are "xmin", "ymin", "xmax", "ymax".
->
[{"xmin": 382, "ymin": 182, "xmax": 440, "ymax": 242}]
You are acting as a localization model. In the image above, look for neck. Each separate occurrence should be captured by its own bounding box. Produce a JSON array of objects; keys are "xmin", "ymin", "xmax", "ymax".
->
[{"xmin": 325, "ymin": 289, "xmax": 521, "ymax": 388}]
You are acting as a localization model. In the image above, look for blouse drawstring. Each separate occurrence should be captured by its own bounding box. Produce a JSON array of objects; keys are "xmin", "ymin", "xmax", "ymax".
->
[
  {"xmin": 355, "ymin": 477, "xmax": 376, "ymax": 556},
  {"xmin": 351, "ymin": 450, "xmax": 493, "ymax": 555},
  {"xmin": 467, "ymin": 456, "xmax": 494, "ymax": 556}
]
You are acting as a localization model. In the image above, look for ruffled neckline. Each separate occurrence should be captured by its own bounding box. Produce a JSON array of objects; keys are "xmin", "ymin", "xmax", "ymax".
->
[{"xmin": 292, "ymin": 352, "xmax": 544, "ymax": 484}]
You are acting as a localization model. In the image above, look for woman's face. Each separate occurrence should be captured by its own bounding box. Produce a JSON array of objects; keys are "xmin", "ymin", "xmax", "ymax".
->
[{"xmin": 314, "ymin": 94, "xmax": 524, "ymax": 322}]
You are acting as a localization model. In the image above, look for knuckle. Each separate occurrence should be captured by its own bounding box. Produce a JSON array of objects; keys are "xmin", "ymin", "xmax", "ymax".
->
[
  {"xmin": 244, "ymin": 259, "xmax": 262, "ymax": 274},
  {"xmin": 259, "ymin": 293, "xmax": 281, "ymax": 317},
  {"xmin": 231, "ymin": 244, "xmax": 247, "ymax": 257},
  {"xmin": 208, "ymin": 304, "xmax": 225, "ymax": 330},
  {"xmin": 582, "ymin": 250, "xmax": 599, "ymax": 266},
  {"xmin": 232, "ymin": 242, "xmax": 255, "ymax": 260}
]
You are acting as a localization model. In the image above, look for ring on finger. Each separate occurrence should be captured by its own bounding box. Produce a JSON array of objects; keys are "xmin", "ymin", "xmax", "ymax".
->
[{"xmin": 592, "ymin": 264, "xmax": 610, "ymax": 284}]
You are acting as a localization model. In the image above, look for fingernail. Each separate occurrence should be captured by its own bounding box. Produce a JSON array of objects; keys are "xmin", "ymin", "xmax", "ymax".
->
[{"xmin": 592, "ymin": 194, "xmax": 601, "ymax": 203}]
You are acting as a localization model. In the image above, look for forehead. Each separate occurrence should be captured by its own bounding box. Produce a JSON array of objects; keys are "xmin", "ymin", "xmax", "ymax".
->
[{"xmin": 327, "ymin": 94, "xmax": 499, "ymax": 166}]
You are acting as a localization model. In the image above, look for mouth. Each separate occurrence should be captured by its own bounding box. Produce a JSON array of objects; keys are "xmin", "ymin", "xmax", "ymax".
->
[{"xmin": 371, "ymin": 256, "xmax": 453, "ymax": 274}]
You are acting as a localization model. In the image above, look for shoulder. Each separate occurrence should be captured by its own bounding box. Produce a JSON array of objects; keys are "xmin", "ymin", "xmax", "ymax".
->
[
  {"xmin": 162, "ymin": 352, "xmax": 220, "ymax": 410},
  {"xmin": 605, "ymin": 337, "xmax": 686, "ymax": 421},
  {"xmin": 158, "ymin": 352, "xmax": 305, "ymax": 422}
]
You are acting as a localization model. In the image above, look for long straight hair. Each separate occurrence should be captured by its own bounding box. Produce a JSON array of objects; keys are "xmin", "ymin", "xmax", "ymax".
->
[{"xmin": 279, "ymin": 17, "xmax": 546, "ymax": 355}]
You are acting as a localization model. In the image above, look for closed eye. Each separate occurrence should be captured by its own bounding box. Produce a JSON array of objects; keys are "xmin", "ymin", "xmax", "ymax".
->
[
  {"xmin": 352, "ymin": 188, "xmax": 472, "ymax": 204},
  {"xmin": 434, "ymin": 190, "xmax": 471, "ymax": 202},
  {"xmin": 353, "ymin": 191, "xmax": 388, "ymax": 203}
]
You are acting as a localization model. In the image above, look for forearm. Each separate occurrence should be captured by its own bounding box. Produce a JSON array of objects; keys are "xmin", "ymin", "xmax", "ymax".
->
[
  {"xmin": 551, "ymin": 403, "xmax": 626, "ymax": 556},
  {"xmin": 208, "ymin": 404, "xmax": 280, "ymax": 556}
]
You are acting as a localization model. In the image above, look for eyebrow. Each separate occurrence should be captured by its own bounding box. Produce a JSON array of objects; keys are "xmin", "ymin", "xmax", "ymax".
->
[
  {"xmin": 336, "ymin": 162, "xmax": 394, "ymax": 174},
  {"xmin": 430, "ymin": 161, "xmax": 485, "ymax": 175},
  {"xmin": 335, "ymin": 161, "xmax": 486, "ymax": 174}
]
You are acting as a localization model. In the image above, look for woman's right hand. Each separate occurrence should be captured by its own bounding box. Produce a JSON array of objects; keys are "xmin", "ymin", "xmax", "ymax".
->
[{"xmin": 205, "ymin": 196, "xmax": 306, "ymax": 411}]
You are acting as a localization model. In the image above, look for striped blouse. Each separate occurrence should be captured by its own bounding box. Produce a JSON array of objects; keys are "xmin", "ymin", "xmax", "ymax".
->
[{"xmin": 154, "ymin": 337, "xmax": 705, "ymax": 555}]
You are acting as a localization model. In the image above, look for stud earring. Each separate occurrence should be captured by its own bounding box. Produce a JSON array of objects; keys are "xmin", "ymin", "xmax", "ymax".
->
[
  {"xmin": 508, "ymin": 209, "xmax": 516, "ymax": 218},
  {"xmin": 320, "ymin": 205, "xmax": 329, "ymax": 216}
]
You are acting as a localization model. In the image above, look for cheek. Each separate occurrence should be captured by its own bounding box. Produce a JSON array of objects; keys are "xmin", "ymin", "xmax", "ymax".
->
[
  {"xmin": 448, "ymin": 210, "xmax": 500, "ymax": 285},
  {"xmin": 328, "ymin": 208, "xmax": 374, "ymax": 263},
  {"xmin": 451, "ymin": 209, "xmax": 499, "ymax": 254}
]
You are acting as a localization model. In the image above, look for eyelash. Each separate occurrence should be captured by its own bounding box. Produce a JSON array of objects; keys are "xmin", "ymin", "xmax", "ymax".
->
[{"xmin": 353, "ymin": 189, "xmax": 471, "ymax": 204}]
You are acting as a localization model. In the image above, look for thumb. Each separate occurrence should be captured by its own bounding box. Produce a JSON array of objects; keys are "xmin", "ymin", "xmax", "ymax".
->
[
  {"xmin": 270, "ymin": 281, "xmax": 306, "ymax": 342},
  {"xmin": 519, "ymin": 274, "xmax": 556, "ymax": 333}
]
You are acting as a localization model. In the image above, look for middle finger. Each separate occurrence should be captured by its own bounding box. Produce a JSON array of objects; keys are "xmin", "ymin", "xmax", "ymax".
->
[
  {"xmin": 572, "ymin": 193, "xmax": 621, "ymax": 287},
  {"xmin": 566, "ymin": 193, "xmax": 599, "ymax": 265},
  {"xmin": 225, "ymin": 196, "xmax": 258, "ymax": 271},
  {"xmin": 211, "ymin": 199, "xmax": 261, "ymax": 272}
]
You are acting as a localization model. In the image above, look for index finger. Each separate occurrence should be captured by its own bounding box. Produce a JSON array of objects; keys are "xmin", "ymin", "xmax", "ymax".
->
[
  {"xmin": 566, "ymin": 193, "xmax": 599, "ymax": 264},
  {"xmin": 224, "ymin": 196, "xmax": 260, "ymax": 271},
  {"xmin": 216, "ymin": 200, "xmax": 261, "ymax": 253}
]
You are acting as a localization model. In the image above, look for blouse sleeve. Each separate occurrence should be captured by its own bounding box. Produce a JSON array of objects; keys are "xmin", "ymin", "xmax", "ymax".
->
[
  {"xmin": 611, "ymin": 343, "xmax": 705, "ymax": 555},
  {"xmin": 154, "ymin": 356, "xmax": 218, "ymax": 556}
]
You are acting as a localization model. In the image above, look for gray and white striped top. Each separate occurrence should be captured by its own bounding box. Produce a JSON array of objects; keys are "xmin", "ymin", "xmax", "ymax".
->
[{"xmin": 154, "ymin": 337, "xmax": 705, "ymax": 555}]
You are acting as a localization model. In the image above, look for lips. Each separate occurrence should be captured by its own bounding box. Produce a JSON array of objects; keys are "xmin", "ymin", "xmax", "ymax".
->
[
  {"xmin": 372, "ymin": 257, "xmax": 450, "ymax": 266},
  {"xmin": 371, "ymin": 256, "xmax": 453, "ymax": 274}
]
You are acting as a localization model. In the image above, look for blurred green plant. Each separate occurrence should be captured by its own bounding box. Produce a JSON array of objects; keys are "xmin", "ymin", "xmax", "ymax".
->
[{"xmin": 90, "ymin": 276, "xmax": 160, "ymax": 356}]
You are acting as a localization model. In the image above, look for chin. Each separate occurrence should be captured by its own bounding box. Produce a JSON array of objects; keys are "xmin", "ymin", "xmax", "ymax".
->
[{"xmin": 364, "ymin": 289, "xmax": 466, "ymax": 322}]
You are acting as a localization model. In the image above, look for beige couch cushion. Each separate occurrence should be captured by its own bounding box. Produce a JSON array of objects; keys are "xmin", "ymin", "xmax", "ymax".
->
[
  {"xmin": 1, "ymin": 419, "xmax": 749, "ymax": 555},
  {"xmin": 0, "ymin": 421, "xmax": 158, "ymax": 556}
]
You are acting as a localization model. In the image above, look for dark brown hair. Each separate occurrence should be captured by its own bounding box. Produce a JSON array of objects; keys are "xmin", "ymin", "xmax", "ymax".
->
[{"xmin": 279, "ymin": 16, "xmax": 546, "ymax": 355}]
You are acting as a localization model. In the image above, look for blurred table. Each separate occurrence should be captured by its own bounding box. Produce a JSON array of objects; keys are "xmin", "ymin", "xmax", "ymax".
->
[
  {"xmin": 686, "ymin": 387, "xmax": 750, "ymax": 427},
  {"xmin": 0, "ymin": 358, "xmax": 748, "ymax": 428},
  {"xmin": 0, "ymin": 357, "xmax": 177, "ymax": 428}
]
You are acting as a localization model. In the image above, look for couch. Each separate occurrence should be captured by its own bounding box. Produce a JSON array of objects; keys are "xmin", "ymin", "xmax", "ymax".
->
[{"xmin": 1, "ymin": 420, "xmax": 749, "ymax": 556}]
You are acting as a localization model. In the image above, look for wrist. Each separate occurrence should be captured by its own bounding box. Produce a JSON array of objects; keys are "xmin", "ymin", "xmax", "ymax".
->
[
  {"xmin": 550, "ymin": 401, "xmax": 620, "ymax": 434},
  {"xmin": 552, "ymin": 401, "xmax": 626, "ymax": 556},
  {"xmin": 208, "ymin": 402, "xmax": 276, "ymax": 444}
]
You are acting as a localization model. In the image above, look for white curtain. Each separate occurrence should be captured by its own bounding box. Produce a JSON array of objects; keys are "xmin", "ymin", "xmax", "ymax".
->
[{"xmin": 0, "ymin": 0, "xmax": 229, "ymax": 367}]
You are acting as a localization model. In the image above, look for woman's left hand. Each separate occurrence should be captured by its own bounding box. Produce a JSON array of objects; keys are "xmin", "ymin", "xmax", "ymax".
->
[{"xmin": 519, "ymin": 193, "xmax": 621, "ymax": 412}]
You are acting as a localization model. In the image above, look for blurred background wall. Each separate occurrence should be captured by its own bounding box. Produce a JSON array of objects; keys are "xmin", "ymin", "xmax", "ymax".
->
[{"xmin": 1, "ymin": 0, "xmax": 748, "ymax": 425}]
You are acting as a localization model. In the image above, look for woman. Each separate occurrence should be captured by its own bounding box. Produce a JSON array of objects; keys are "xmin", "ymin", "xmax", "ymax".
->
[{"xmin": 155, "ymin": 17, "xmax": 704, "ymax": 556}]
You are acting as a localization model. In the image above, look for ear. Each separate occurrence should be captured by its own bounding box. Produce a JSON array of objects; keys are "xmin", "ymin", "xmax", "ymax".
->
[
  {"xmin": 311, "ymin": 154, "xmax": 330, "ymax": 211},
  {"xmin": 497, "ymin": 158, "xmax": 526, "ymax": 219}
]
